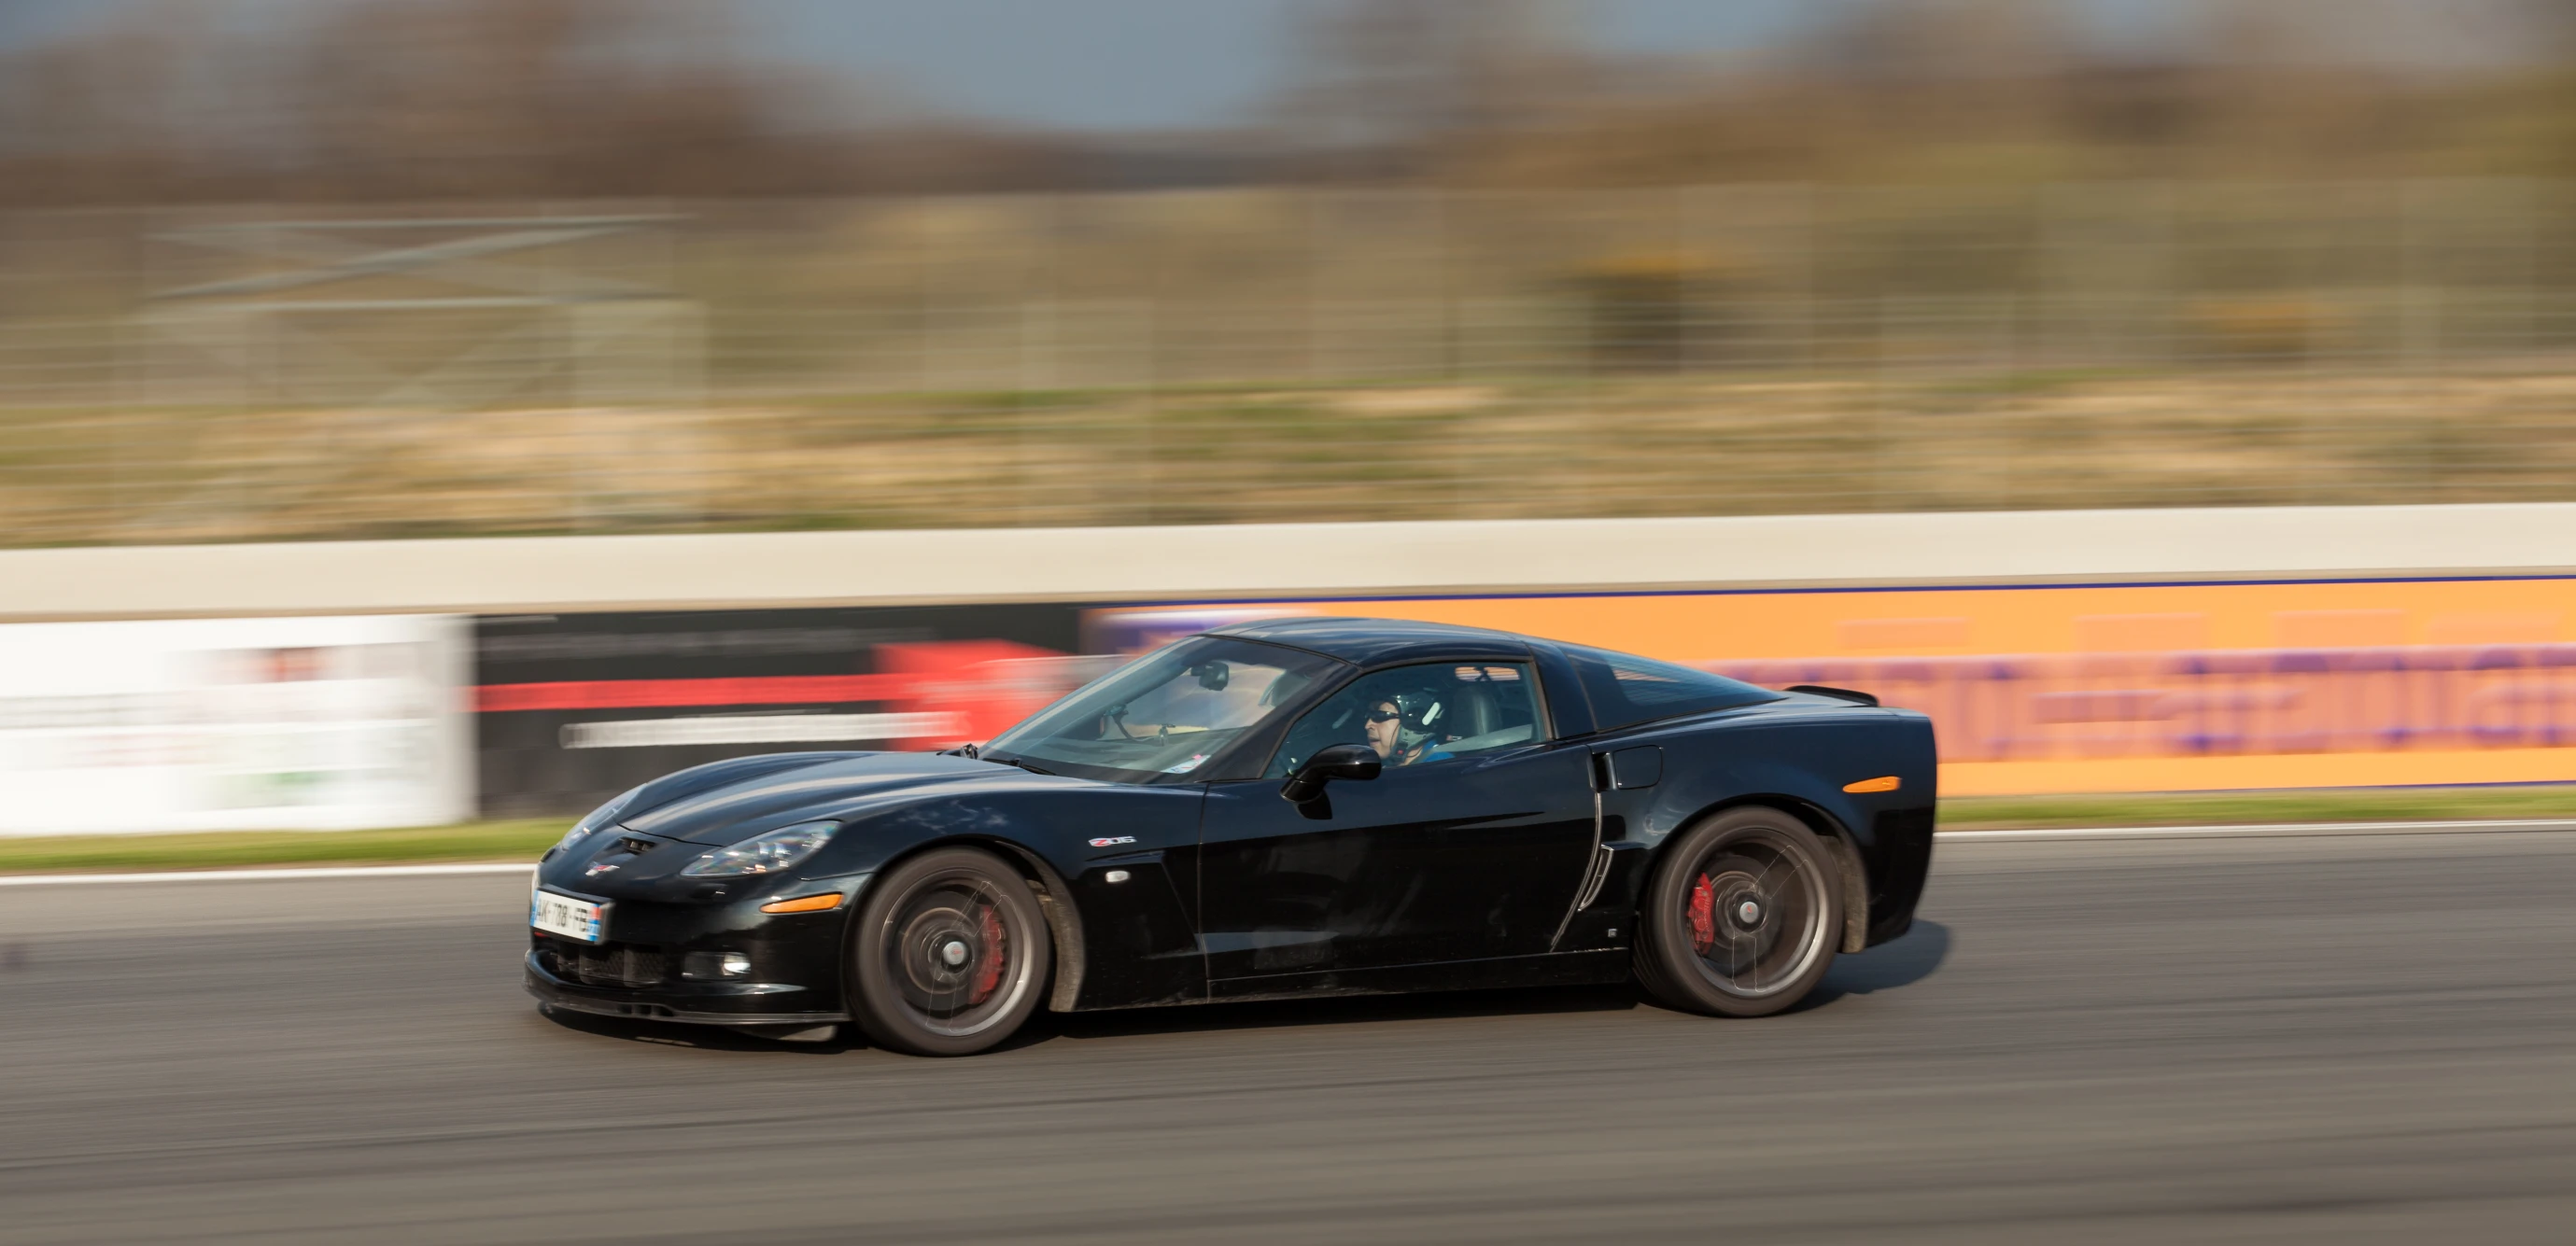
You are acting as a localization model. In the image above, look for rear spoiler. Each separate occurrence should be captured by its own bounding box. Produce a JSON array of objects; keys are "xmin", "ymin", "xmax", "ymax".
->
[{"xmin": 1786, "ymin": 684, "xmax": 1879, "ymax": 707}]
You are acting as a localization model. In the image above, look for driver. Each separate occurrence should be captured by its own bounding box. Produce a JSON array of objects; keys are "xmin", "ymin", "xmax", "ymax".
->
[{"xmin": 1362, "ymin": 688, "xmax": 1453, "ymax": 766}]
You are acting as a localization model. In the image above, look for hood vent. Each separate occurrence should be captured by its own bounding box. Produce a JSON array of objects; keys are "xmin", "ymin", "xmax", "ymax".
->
[{"xmin": 580, "ymin": 835, "xmax": 665, "ymax": 876}]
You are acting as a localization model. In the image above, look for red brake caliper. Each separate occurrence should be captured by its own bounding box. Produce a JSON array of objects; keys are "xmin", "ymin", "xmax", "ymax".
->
[
  {"xmin": 1687, "ymin": 875, "xmax": 1716, "ymax": 953},
  {"xmin": 969, "ymin": 904, "xmax": 1008, "ymax": 1004}
]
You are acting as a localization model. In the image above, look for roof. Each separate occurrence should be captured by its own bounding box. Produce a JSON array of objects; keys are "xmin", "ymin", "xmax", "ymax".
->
[{"xmin": 1209, "ymin": 616, "xmax": 1535, "ymax": 666}]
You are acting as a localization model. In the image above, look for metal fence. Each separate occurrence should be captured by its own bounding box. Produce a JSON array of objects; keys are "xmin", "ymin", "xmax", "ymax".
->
[{"xmin": 5, "ymin": 181, "xmax": 2576, "ymax": 546}]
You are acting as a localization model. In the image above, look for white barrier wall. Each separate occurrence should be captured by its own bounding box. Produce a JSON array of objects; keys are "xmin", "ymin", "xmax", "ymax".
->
[
  {"xmin": 5, "ymin": 504, "xmax": 2576, "ymax": 817},
  {"xmin": 4, "ymin": 502, "xmax": 2576, "ymax": 620},
  {"xmin": 0, "ymin": 615, "xmax": 472, "ymax": 835}
]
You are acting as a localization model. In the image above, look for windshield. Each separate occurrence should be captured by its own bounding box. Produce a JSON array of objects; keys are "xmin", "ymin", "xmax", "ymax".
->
[{"xmin": 981, "ymin": 636, "xmax": 1346, "ymax": 783}]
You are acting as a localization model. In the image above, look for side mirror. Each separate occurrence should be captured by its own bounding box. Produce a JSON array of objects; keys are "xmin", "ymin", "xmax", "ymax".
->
[{"xmin": 1279, "ymin": 743, "xmax": 1382, "ymax": 804}]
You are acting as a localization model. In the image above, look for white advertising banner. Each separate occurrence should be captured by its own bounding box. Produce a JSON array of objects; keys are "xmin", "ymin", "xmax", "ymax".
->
[{"xmin": 0, "ymin": 615, "xmax": 472, "ymax": 835}]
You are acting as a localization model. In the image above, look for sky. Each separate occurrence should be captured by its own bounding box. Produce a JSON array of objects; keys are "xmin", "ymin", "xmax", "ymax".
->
[
  {"xmin": 0, "ymin": 1, "xmax": 2532, "ymax": 133},
  {"xmin": 685, "ymin": 0, "xmax": 2203, "ymax": 131},
  {"xmin": 754, "ymin": 0, "xmax": 1829, "ymax": 130}
]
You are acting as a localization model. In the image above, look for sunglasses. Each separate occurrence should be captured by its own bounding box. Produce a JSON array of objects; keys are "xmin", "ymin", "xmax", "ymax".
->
[{"xmin": 1366, "ymin": 708, "xmax": 1401, "ymax": 722}]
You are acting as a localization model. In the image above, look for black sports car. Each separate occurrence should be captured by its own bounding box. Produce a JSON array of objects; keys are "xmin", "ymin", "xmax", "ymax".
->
[{"xmin": 526, "ymin": 617, "xmax": 1938, "ymax": 1055}]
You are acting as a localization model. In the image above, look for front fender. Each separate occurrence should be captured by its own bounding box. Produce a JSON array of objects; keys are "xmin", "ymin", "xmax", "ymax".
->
[{"xmin": 808, "ymin": 785, "xmax": 1210, "ymax": 1011}]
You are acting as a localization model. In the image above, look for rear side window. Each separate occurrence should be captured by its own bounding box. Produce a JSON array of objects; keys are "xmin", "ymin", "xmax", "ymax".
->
[{"xmin": 1563, "ymin": 645, "xmax": 1780, "ymax": 733}]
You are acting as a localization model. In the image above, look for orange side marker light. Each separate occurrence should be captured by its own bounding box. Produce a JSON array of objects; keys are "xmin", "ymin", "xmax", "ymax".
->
[
  {"xmin": 1842, "ymin": 776, "xmax": 1901, "ymax": 794},
  {"xmin": 759, "ymin": 892, "xmax": 845, "ymax": 914}
]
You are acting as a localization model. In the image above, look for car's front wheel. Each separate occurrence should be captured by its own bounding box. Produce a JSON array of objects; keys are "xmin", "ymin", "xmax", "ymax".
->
[
  {"xmin": 1634, "ymin": 806, "xmax": 1841, "ymax": 1017},
  {"xmin": 847, "ymin": 847, "xmax": 1051, "ymax": 1056}
]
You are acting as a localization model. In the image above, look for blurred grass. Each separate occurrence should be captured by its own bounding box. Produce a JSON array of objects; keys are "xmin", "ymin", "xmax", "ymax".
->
[
  {"xmin": 14, "ymin": 183, "xmax": 2576, "ymax": 546},
  {"xmin": 2, "ymin": 790, "xmax": 2569, "ymax": 875},
  {"xmin": 0, "ymin": 820, "xmax": 564, "ymax": 875},
  {"xmin": 14, "ymin": 365, "xmax": 2576, "ymax": 545}
]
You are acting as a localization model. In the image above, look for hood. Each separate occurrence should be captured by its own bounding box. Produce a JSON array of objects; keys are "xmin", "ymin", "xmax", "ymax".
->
[{"xmin": 615, "ymin": 750, "xmax": 1061, "ymax": 846}]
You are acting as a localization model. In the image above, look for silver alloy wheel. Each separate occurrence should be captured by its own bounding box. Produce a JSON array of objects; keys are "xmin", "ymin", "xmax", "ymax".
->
[
  {"xmin": 1679, "ymin": 829, "xmax": 1833, "ymax": 999},
  {"xmin": 878, "ymin": 868, "xmax": 1038, "ymax": 1039}
]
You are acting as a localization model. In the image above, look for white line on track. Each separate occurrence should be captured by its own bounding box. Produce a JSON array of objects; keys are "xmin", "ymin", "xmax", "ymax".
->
[
  {"xmin": 1, "ymin": 818, "xmax": 2571, "ymax": 886},
  {"xmin": 1939, "ymin": 818, "xmax": 2576, "ymax": 842},
  {"xmin": 0, "ymin": 862, "xmax": 532, "ymax": 888}
]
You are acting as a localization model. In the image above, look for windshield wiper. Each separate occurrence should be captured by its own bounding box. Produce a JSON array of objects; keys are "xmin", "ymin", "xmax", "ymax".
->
[{"xmin": 986, "ymin": 755, "xmax": 1055, "ymax": 777}]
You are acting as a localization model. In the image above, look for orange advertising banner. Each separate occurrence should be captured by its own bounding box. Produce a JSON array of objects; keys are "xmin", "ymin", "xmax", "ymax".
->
[{"xmin": 1088, "ymin": 577, "xmax": 2576, "ymax": 796}]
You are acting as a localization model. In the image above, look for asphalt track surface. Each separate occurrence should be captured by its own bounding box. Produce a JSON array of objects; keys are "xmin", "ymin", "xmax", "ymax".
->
[{"xmin": 2, "ymin": 833, "xmax": 2569, "ymax": 1244}]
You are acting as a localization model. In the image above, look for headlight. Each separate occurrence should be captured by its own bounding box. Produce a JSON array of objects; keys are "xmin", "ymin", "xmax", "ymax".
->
[
  {"xmin": 682, "ymin": 821, "xmax": 838, "ymax": 877},
  {"xmin": 544, "ymin": 784, "xmax": 644, "ymax": 861}
]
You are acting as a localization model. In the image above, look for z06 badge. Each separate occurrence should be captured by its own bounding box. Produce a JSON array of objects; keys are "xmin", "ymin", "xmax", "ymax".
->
[{"xmin": 1088, "ymin": 836, "xmax": 1137, "ymax": 847}]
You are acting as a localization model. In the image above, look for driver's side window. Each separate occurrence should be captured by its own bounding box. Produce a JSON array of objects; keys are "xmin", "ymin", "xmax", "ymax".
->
[{"xmin": 1264, "ymin": 662, "xmax": 1542, "ymax": 777}]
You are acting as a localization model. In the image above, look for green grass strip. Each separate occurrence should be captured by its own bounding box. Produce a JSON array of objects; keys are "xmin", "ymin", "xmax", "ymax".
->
[
  {"xmin": 1938, "ymin": 786, "xmax": 2576, "ymax": 830},
  {"xmin": 0, "ymin": 820, "xmax": 566, "ymax": 875},
  {"xmin": 0, "ymin": 787, "xmax": 2569, "ymax": 875}
]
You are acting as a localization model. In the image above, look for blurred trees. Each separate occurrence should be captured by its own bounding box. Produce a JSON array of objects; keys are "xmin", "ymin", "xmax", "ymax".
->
[
  {"xmin": 1269, "ymin": 0, "xmax": 1596, "ymax": 178},
  {"xmin": 1400, "ymin": 0, "xmax": 2576, "ymax": 187},
  {"xmin": 6, "ymin": 0, "xmax": 2576, "ymax": 203},
  {"xmin": 0, "ymin": 0, "xmax": 1081, "ymax": 203}
]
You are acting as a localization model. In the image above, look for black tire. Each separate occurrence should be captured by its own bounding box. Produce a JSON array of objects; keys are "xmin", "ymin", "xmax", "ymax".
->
[
  {"xmin": 847, "ymin": 847, "xmax": 1051, "ymax": 1056},
  {"xmin": 1634, "ymin": 806, "xmax": 1842, "ymax": 1017}
]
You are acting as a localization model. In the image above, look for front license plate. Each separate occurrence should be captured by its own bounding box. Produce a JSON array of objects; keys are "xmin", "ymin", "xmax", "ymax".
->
[{"xmin": 531, "ymin": 889, "xmax": 608, "ymax": 944}]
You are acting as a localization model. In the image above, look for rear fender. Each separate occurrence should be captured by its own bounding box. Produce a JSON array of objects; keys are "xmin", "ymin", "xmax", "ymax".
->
[
  {"xmin": 1646, "ymin": 794, "xmax": 1871, "ymax": 956},
  {"xmin": 1609, "ymin": 721, "xmax": 1919, "ymax": 955}
]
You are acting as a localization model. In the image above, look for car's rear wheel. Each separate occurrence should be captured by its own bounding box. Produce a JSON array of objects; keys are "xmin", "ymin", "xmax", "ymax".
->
[
  {"xmin": 1635, "ymin": 806, "xmax": 1841, "ymax": 1017},
  {"xmin": 848, "ymin": 847, "xmax": 1050, "ymax": 1056}
]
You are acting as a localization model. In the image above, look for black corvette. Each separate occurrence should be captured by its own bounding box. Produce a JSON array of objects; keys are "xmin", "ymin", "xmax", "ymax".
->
[{"xmin": 526, "ymin": 617, "xmax": 1938, "ymax": 1055}]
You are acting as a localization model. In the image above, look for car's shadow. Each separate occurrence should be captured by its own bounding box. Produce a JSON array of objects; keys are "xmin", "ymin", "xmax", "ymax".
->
[
  {"xmin": 1042, "ymin": 918, "xmax": 1953, "ymax": 1040},
  {"xmin": 535, "ymin": 1005, "xmax": 866, "ymax": 1054},
  {"xmin": 1038, "ymin": 980, "xmax": 1645, "ymax": 1046},
  {"xmin": 535, "ymin": 920, "xmax": 1950, "ymax": 1054},
  {"xmin": 1790, "ymin": 918, "xmax": 1951, "ymax": 1013}
]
